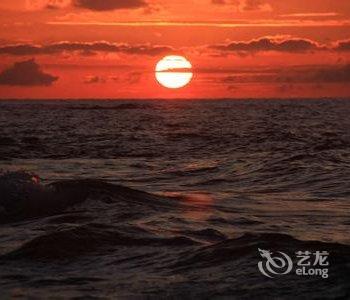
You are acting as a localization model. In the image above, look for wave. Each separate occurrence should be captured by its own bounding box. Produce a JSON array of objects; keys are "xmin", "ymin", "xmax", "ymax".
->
[
  {"xmin": 68, "ymin": 103, "xmax": 155, "ymax": 110},
  {"xmin": 1, "ymin": 229, "xmax": 349, "ymax": 268},
  {"xmin": 0, "ymin": 171, "xmax": 177, "ymax": 224},
  {"xmin": 0, "ymin": 136, "xmax": 16, "ymax": 146},
  {"xmin": 171, "ymin": 232, "xmax": 350, "ymax": 271},
  {"xmin": 1, "ymin": 223, "xmax": 199, "ymax": 260}
]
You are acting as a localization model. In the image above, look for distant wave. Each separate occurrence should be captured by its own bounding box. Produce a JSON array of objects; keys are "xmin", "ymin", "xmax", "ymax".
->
[
  {"xmin": 68, "ymin": 103, "xmax": 155, "ymax": 110},
  {"xmin": 0, "ymin": 136, "xmax": 16, "ymax": 146}
]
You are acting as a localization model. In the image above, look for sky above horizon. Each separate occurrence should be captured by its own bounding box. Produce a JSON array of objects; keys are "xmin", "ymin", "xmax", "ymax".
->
[{"xmin": 0, "ymin": 0, "xmax": 349, "ymax": 99}]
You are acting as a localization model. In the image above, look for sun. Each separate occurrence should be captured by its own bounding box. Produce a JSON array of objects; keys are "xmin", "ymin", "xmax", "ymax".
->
[{"xmin": 155, "ymin": 55, "xmax": 193, "ymax": 89}]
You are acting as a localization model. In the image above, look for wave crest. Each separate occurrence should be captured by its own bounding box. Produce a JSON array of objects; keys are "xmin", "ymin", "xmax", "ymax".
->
[{"xmin": 0, "ymin": 171, "xmax": 176, "ymax": 223}]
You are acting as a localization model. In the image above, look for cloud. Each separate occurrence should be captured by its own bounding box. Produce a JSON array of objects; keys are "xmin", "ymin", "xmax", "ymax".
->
[
  {"xmin": 241, "ymin": 0, "xmax": 272, "ymax": 12},
  {"xmin": 273, "ymin": 65, "xmax": 350, "ymax": 84},
  {"xmin": 212, "ymin": 0, "xmax": 272, "ymax": 12},
  {"xmin": 84, "ymin": 72, "xmax": 142, "ymax": 84},
  {"xmin": 305, "ymin": 65, "xmax": 350, "ymax": 83},
  {"xmin": 72, "ymin": 0, "xmax": 147, "ymax": 11},
  {"xmin": 221, "ymin": 64, "xmax": 350, "ymax": 84},
  {"xmin": 83, "ymin": 75, "xmax": 105, "ymax": 84},
  {"xmin": 46, "ymin": 0, "xmax": 71, "ymax": 9},
  {"xmin": 334, "ymin": 39, "xmax": 350, "ymax": 51},
  {"xmin": 0, "ymin": 42, "xmax": 173, "ymax": 57},
  {"xmin": 0, "ymin": 59, "xmax": 58, "ymax": 86},
  {"xmin": 281, "ymin": 12, "xmax": 340, "ymax": 18},
  {"xmin": 0, "ymin": 37, "xmax": 347, "ymax": 60},
  {"xmin": 26, "ymin": 0, "xmax": 70, "ymax": 10},
  {"xmin": 212, "ymin": 0, "xmax": 226, "ymax": 4},
  {"xmin": 210, "ymin": 36, "xmax": 325, "ymax": 53},
  {"xmin": 26, "ymin": 0, "xmax": 147, "ymax": 11},
  {"xmin": 126, "ymin": 72, "xmax": 142, "ymax": 84}
]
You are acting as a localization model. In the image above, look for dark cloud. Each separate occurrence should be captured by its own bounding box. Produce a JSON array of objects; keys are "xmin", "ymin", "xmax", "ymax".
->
[
  {"xmin": 271, "ymin": 65, "xmax": 350, "ymax": 84},
  {"xmin": 212, "ymin": 0, "xmax": 271, "ymax": 11},
  {"xmin": 0, "ymin": 45, "xmax": 44, "ymax": 56},
  {"xmin": 0, "ymin": 38, "xmax": 347, "ymax": 60},
  {"xmin": 126, "ymin": 72, "xmax": 142, "ymax": 84},
  {"xmin": 242, "ymin": 0, "xmax": 269, "ymax": 11},
  {"xmin": 210, "ymin": 37, "xmax": 324, "ymax": 53},
  {"xmin": 335, "ymin": 39, "xmax": 350, "ymax": 51},
  {"xmin": 73, "ymin": 0, "xmax": 147, "ymax": 11},
  {"xmin": 212, "ymin": 0, "xmax": 226, "ymax": 4},
  {"xmin": 306, "ymin": 65, "xmax": 350, "ymax": 83},
  {"xmin": 83, "ymin": 75, "xmax": 105, "ymax": 84},
  {"xmin": 0, "ymin": 59, "xmax": 58, "ymax": 86},
  {"xmin": 84, "ymin": 72, "xmax": 142, "ymax": 84},
  {"xmin": 0, "ymin": 42, "xmax": 173, "ymax": 57},
  {"xmin": 277, "ymin": 83, "xmax": 296, "ymax": 93},
  {"xmin": 221, "ymin": 65, "xmax": 350, "ymax": 84},
  {"xmin": 45, "ymin": 0, "xmax": 69, "ymax": 9},
  {"xmin": 222, "ymin": 73, "xmax": 275, "ymax": 83}
]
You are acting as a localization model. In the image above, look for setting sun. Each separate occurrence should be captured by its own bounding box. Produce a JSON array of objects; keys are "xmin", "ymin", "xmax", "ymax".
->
[{"xmin": 155, "ymin": 55, "xmax": 193, "ymax": 89}]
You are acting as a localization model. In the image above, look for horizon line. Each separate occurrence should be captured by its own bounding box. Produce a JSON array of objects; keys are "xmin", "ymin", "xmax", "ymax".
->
[{"xmin": 0, "ymin": 97, "xmax": 348, "ymax": 101}]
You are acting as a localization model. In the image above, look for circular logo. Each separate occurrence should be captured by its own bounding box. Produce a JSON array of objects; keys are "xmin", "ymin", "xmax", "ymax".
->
[{"xmin": 258, "ymin": 248, "xmax": 293, "ymax": 278}]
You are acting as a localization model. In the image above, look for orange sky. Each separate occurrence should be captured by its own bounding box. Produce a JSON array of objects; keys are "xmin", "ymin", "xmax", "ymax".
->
[{"xmin": 0, "ymin": 0, "xmax": 349, "ymax": 98}]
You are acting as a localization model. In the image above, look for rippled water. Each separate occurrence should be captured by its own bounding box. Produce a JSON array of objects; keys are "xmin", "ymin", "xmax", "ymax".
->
[{"xmin": 0, "ymin": 99, "xmax": 349, "ymax": 298}]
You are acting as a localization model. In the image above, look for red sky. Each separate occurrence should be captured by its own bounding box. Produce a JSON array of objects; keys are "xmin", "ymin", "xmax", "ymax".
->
[{"xmin": 0, "ymin": 0, "xmax": 349, "ymax": 99}]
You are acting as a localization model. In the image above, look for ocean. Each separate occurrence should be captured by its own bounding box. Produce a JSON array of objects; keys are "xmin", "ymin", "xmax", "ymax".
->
[{"xmin": 0, "ymin": 99, "xmax": 349, "ymax": 298}]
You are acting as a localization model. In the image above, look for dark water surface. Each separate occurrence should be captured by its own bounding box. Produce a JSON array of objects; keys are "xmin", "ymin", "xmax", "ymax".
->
[{"xmin": 0, "ymin": 99, "xmax": 349, "ymax": 298}]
